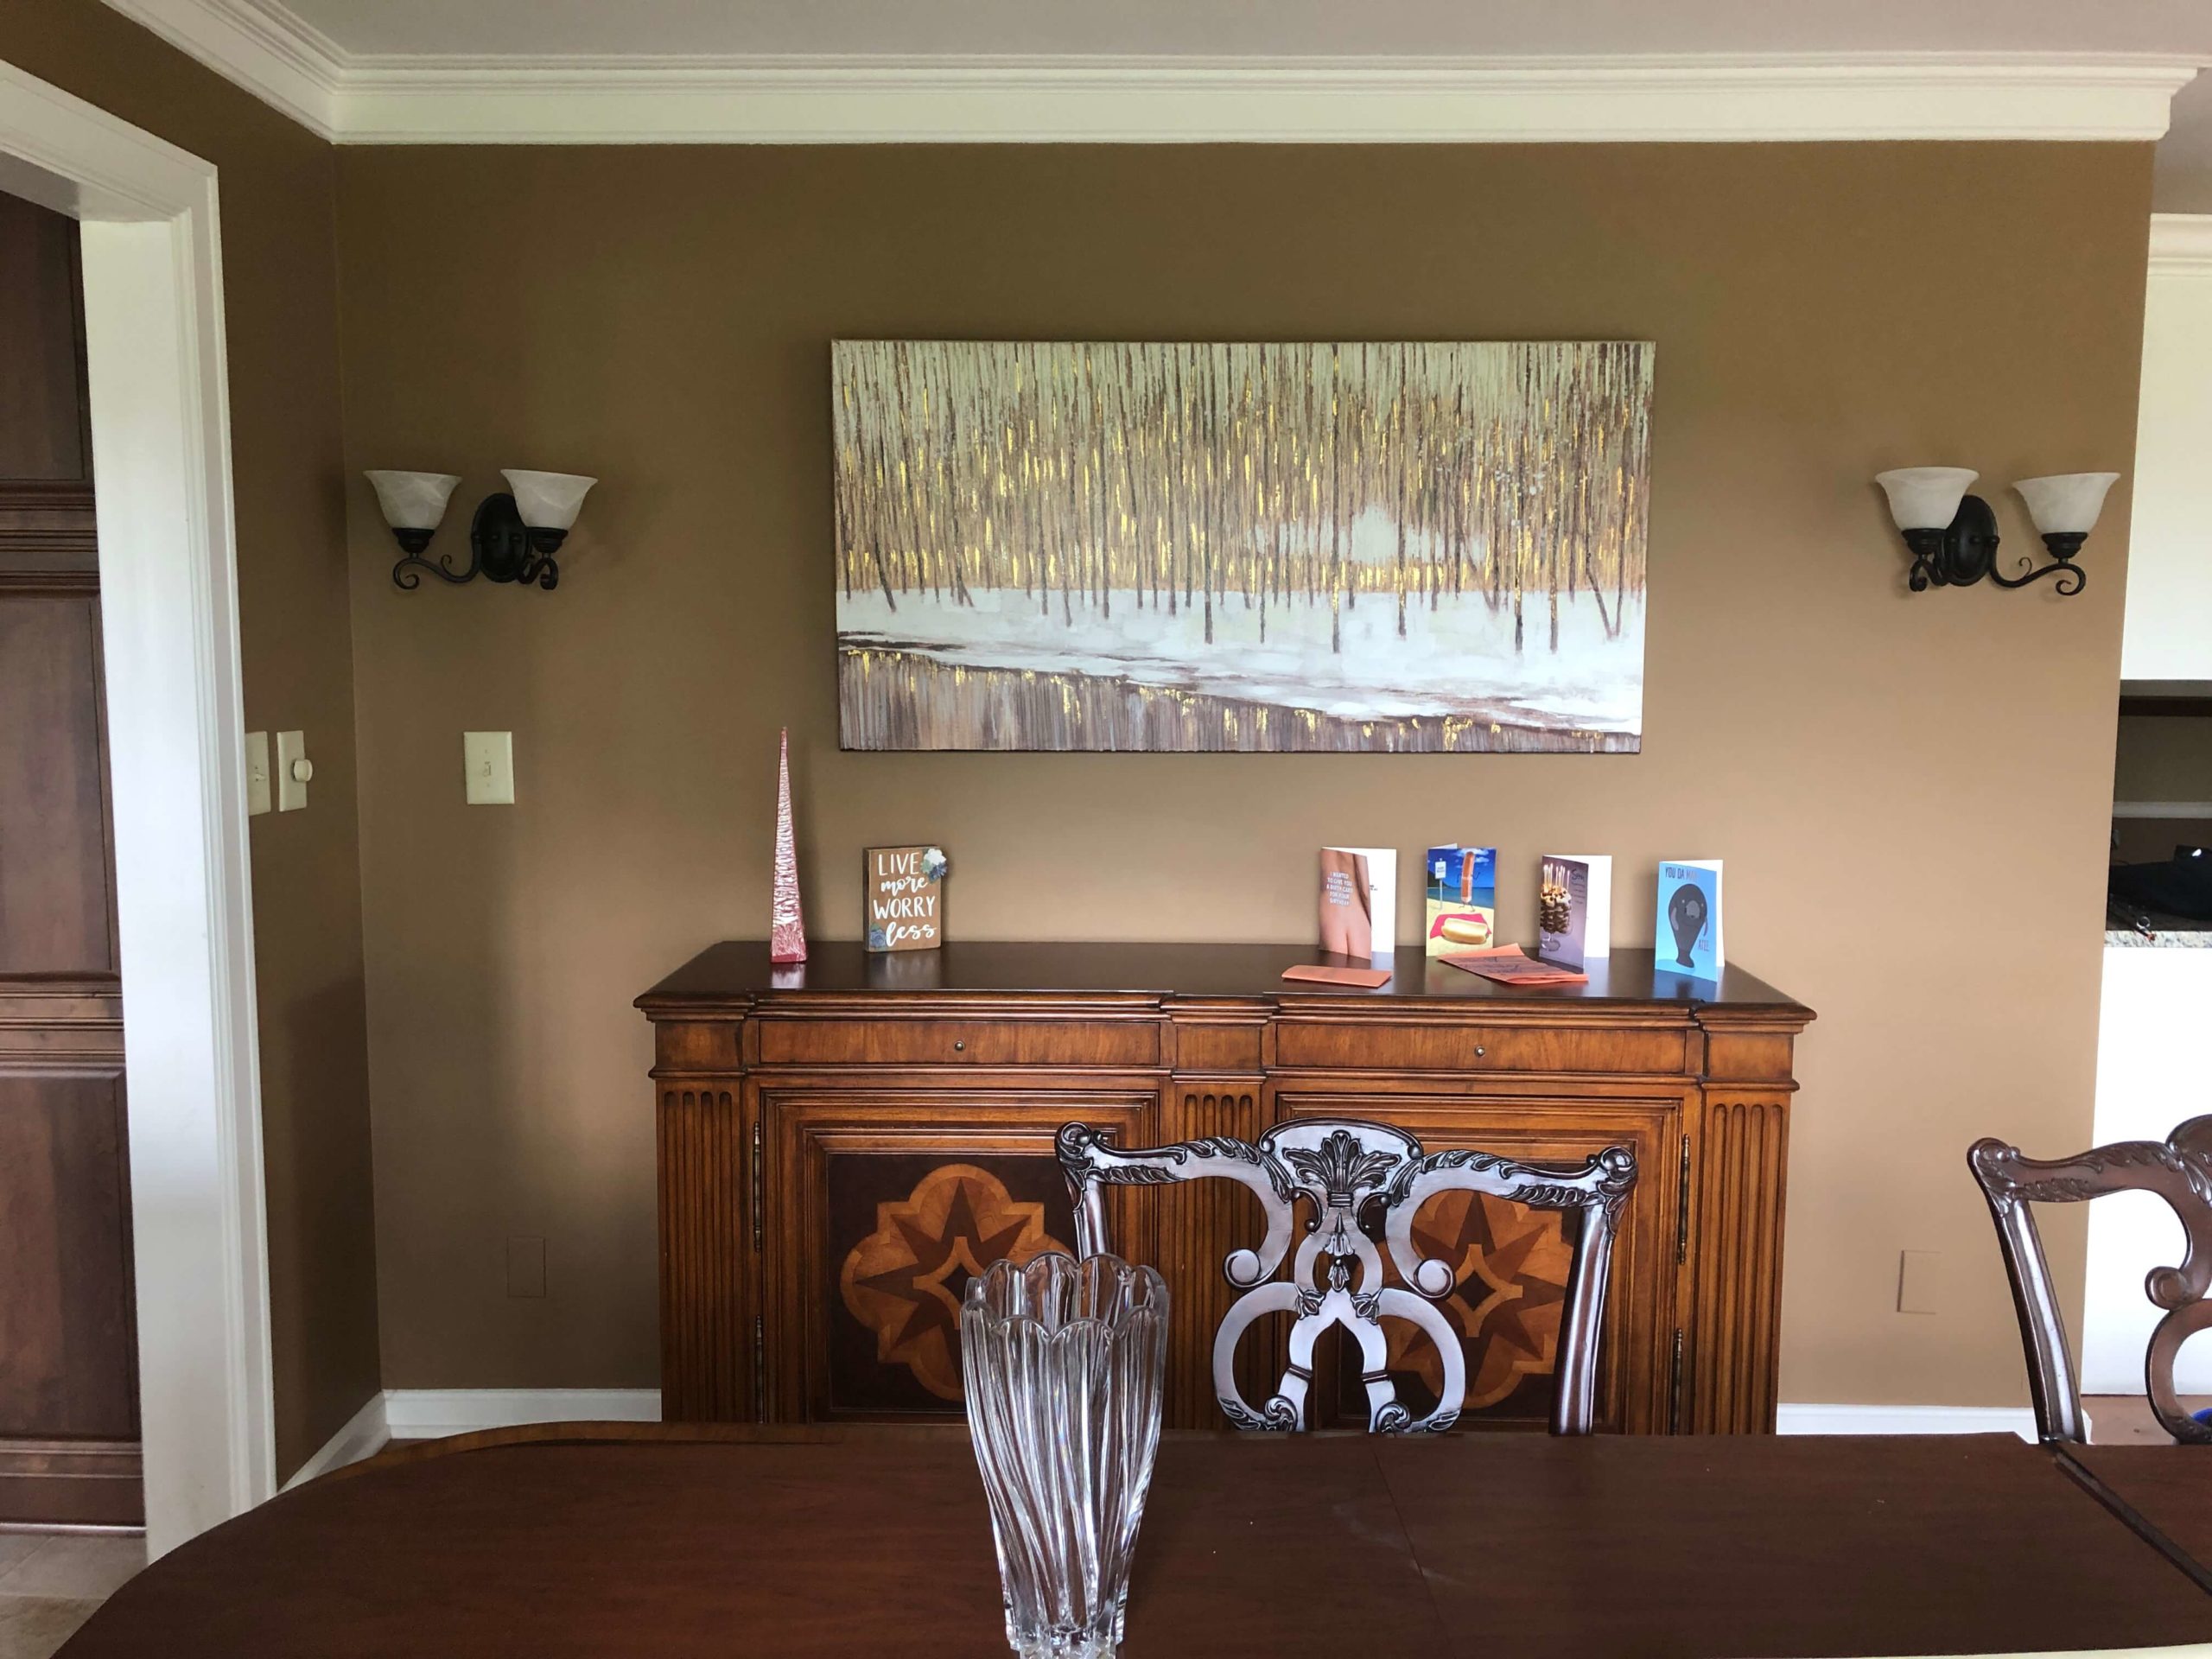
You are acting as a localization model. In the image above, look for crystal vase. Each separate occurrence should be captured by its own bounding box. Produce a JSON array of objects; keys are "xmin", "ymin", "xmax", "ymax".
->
[{"xmin": 960, "ymin": 1251, "xmax": 1169, "ymax": 1659}]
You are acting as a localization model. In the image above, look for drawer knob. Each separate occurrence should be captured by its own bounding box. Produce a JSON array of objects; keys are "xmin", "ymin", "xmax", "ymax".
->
[
  {"xmin": 1474, "ymin": 1046, "xmax": 1487, "ymax": 1058},
  {"xmin": 953, "ymin": 1039, "xmax": 966, "ymax": 1052}
]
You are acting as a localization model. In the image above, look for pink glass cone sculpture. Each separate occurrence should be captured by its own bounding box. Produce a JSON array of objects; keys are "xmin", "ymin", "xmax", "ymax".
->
[{"xmin": 769, "ymin": 728, "xmax": 807, "ymax": 963}]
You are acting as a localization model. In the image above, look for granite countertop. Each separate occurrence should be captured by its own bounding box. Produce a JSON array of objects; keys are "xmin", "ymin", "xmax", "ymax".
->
[{"xmin": 2106, "ymin": 904, "xmax": 2212, "ymax": 949}]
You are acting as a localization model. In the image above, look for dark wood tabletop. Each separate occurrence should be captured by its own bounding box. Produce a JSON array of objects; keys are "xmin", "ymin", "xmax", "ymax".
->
[
  {"xmin": 60, "ymin": 1426, "xmax": 2212, "ymax": 1658},
  {"xmin": 2060, "ymin": 1443, "xmax": 2212, "ymax": 1589},
  {"xmin": 636, "ymin": 939, "xmax": 1808, "ymax": 1013}
]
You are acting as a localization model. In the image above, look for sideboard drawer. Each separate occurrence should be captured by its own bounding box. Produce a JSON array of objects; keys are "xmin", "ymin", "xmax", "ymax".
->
[
  {"xmin": 1272, "ymin": 1019, "xmax": 1686, "ymax": 1074},
  {"xmin": 757, "ymin": 1018, "xmax": 1160, "ymax": 1070}
]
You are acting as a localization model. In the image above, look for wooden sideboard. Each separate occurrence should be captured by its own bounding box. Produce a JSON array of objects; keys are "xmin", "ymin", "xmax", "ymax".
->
[{"xmin": 638, "ymin": 942, "xmax": 1813, "ymax": 1435}]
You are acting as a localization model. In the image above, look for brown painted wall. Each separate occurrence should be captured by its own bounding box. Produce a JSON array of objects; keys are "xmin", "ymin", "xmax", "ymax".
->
[
  {"xmin": 336, "ymin": 142, "xmax": 2149, "ymax": 1408},
  {"xmin": 2115, "ymin": 715, "xmax": 2212, "ymax": 800},
  {"xmin": 0, "ymin": 6, "xmax": 380, "ymax": 1474}
]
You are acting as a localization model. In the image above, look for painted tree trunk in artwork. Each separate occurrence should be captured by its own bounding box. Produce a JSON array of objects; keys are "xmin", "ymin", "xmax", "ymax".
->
[
  {"xmin": 1329, "ymin": 346, "xmax": 1344, "ymax": 655},
  {"xmin": 1394, "ymin": 374, "xmax": 1409, "ymax": 642}
]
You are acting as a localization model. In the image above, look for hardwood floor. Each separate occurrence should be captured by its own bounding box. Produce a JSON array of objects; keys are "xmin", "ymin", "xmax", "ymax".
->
[{"xmin": 2086, "ymin": 1395, "xmax": 2212, "ymax": 1444}]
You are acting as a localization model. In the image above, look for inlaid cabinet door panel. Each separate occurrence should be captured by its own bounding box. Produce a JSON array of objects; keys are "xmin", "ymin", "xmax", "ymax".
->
[
  {"xmin": 0, "ymin": 190, "xmax": 89, "ymax": 487},
  {"xmin": 0, "ymin": 1066, "xmax": 137, "ymax": 1440},
  {"xmin": 0, "ymin": 592, "xmax": 115, "ymax": 978},
  {"xmin": 760, "ymin": 1090, "xmax": 1155, "ymax": 1422},
  {"xmin": 1271, "ymin": 1089, "xmax": 1681, "ymax": 1433}
]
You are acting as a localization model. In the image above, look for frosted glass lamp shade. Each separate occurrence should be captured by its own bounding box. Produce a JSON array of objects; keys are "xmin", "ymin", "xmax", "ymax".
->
[
  {"xmin": 2013, "ymin": 473, "xmax": 2119, "ymax": 537},
  {"xmin": 1874, "ymin": 467, "xmax": 1978, "ymax": 531},
  {"xmin": 365, "ymin": 471, "xmax": 461, "ymax": 532},
  {"xmin": 501, "ymin": 469, "xmax": 595, "ymax": 532}
]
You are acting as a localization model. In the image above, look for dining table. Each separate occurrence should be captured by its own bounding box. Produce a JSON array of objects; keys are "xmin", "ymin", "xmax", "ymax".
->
[
  {"xmin": 55, "ymin": 1421, "xmax": 2212, "ymax": 1657},
  {"xmin": 2056, "ymin": 1441, "xmax": 2212, "ymax": 1591}
]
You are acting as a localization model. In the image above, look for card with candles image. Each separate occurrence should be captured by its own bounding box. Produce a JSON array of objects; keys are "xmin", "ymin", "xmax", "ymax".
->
[{"xmin": 1537, "ymin": 854, "xmax": 1612, "ymax": 971}]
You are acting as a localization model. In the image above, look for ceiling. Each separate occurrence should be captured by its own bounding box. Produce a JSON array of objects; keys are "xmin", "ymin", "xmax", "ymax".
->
[
  {"xmin": 272, "ymin": 0, "xmax": 2212, "ymax": 60},
  {"xmin": 90, "ymin": 0, "xmax": 2212, "ymax": 154}
]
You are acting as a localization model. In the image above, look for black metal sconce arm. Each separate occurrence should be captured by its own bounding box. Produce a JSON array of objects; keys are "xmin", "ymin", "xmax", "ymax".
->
[
  {"xmin": 1899, "ymin": 496, "xmax": 2086, "ymax": 598},
  {"xmin": 391, "ymin": 527, "xmax": 482, "ymax": 590},
  {"xmin": 387, "ymin": 491, "xmax": 563, "ymax": 591},
  {"xmin": 1988, "ymin": 531, "xmax": 2088, "ymax": 596}
]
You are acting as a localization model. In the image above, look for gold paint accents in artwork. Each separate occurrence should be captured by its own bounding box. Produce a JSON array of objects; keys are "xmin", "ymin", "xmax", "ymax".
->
[{"xmin": 838, "ymin": 1163, "xmax": 1069, "ymax": 1401}]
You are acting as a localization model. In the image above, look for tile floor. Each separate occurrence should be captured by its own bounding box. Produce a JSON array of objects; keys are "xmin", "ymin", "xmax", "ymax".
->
[{"xmin": 0, "ymin": 1532, "xmax": 145, "ymax": 1659}]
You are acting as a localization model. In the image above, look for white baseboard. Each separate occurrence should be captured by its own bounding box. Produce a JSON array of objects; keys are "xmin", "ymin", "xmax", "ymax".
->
[
  {"xmin": 281, "ymin": 1390, "xmax": 391, "ymax": 1491},
  {"xmin": 379, "ymin": 1388, "xmax": 664, "ymax": 1441},
  {"xmin": 1777, "ymin": 1402, "xmax": 2039, "ymax": 1440},
  {"xmin": 285, "ymin": 1389, "xmax": 2031, "ymax": 1488},
  {"xmin": 283, "ymin": 1388, "xmax": 663, "ymax": 1489}
]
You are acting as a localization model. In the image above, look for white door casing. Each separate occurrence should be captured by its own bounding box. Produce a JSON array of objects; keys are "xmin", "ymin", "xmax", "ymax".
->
[{"xmin": 0, "ymin": 55, "xmax": 274, "ymax": 1555}]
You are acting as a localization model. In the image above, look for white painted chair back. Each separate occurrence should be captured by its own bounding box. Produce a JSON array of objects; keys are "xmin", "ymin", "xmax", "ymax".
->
[{"xmin": 1056, "ymin": 1117, "xmax": 1637, "ymax": 1434}]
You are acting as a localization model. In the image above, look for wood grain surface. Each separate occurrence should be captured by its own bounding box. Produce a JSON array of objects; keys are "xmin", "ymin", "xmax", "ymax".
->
[{"xmin": 58, "ymin": 1426, "xmax": 2212, "ymax": 1658}]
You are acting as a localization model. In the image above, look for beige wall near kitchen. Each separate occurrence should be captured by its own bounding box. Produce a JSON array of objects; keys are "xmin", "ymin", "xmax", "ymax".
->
[
  {"xmin": 336, "ymin": 141, "xmax": 2149, "ymax": 1407},
  {"xmin": 0, "ymin": 3, "xmax": 381, "ymax": 1477}
]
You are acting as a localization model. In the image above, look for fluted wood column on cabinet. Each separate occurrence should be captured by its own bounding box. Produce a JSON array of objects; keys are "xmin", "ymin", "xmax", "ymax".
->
[
  {"xmin": 1155, "ymin": 1087, "xmax": 1265, "ymax": 1425},
  {"xmin": 1681, "ymin": 1007, "xmax": 1806, "ymax": 1433},
  {"xmin": 651, "ymin": 1010, "xmax": 753, "ymax": 1422}
]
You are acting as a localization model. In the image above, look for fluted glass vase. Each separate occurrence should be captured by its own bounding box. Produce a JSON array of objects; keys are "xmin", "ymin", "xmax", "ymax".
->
[{"xmin": 961, "ymin": 1251, "xmax": 1169, "ymax": 1659}]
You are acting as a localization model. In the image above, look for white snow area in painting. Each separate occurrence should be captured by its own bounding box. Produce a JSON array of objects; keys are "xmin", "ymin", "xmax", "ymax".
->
[
  {"xmin": 838, "ymin": 582, "xmax": 1643, "ymax": 732},
  {"xmin": 840, "ymin": 505, "xmax": 1644, "ymax": 732}
]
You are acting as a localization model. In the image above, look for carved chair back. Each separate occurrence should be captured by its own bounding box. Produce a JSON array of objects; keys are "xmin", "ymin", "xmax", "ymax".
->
[
  {"xmin": 1056, "ymin": 1117, "xmax": 1637, "ymax": 1435},
  {"xmin": 1969, "ymin": 1116, "xmax": 2212, "ymax": 1444}
]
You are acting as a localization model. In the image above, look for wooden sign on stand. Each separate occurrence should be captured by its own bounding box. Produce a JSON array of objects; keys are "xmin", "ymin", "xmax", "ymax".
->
[{"xmin": 864, "ymin": 845, "xmax": 947, "ymax": 952}]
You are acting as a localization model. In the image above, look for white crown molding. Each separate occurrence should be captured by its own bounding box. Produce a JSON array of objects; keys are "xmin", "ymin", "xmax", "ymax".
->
[
  {"xmin": 99, "ymin": 0, "xmax": 341, "ymax": 138},
  {"xmin": 88, "ymin": 4, "xmax": 2201, "ymax": 147},
  {"xmin": 2151, "ymin": 213, "xmax": 2212, "ymax": 276},
  {"xmin": 327, "ymin": 51, "xmax": 2200, "ymax": 146}
]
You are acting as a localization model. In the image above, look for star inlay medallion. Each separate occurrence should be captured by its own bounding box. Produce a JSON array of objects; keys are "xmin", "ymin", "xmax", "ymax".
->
[{"xmin": 837, "ymin": 1162, "xmax": 1068, "ymax": 1401}]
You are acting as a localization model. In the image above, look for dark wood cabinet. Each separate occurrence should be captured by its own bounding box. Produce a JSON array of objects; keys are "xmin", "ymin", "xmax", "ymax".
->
[
  {"xmin": 639, "ymin": 942, "xmax": 1812, "ymax": 1435},
  {"xmin": 0, "ymin": 189, "xmax": 141, "ymax": 1526}
]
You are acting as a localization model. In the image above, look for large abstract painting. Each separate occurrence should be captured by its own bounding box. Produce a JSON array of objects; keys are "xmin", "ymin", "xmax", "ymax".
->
[{"xmin": 832, "ymin": 340, "xmax": 1652, "ymax": 753}]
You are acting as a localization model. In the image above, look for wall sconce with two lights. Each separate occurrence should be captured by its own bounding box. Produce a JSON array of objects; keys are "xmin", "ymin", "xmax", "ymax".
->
[
  {"xmin": 1873, "ymin": 467, "xmax": 2119, "ymax": 598},
  {"xmin": 367, "ymin": 469, "xmax": 597, "ymax": 591}
]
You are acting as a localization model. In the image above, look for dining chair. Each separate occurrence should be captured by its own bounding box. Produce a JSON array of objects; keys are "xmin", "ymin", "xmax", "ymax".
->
[
  {"xmin": 1056, "ymin": 1116, "xmax": 1637, "ymax": 1435},
  {"xmin": 1968, "ymin": 1116, "xmax": 2212, "ymax": 1444}
]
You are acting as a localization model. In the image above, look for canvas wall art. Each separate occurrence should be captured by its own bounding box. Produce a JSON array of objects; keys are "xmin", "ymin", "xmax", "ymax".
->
[{"xmin": 832, "ymin": 340, "xmax": 1652, "ymax": 753}]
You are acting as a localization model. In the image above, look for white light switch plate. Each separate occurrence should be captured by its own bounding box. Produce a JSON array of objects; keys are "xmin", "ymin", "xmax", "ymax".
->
[
  {"xmin": 245, "ymin": 731, "xmax": 270, "ymax": 817},
  {"xmin": 464, "ymin": 731, "xmax": 514, "ymax": 804},
  {"xmin": 276, "ymin": 730, "xmax": 309, "ymax": 811}
]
